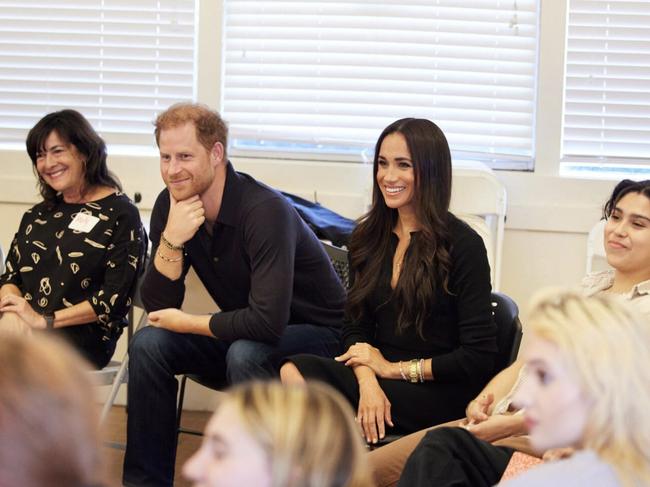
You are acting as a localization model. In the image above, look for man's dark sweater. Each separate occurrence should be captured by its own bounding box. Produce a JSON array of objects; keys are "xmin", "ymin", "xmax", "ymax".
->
[{"xmin": 141, "ymin": 161, "xmax": 346, "ymax": 343}]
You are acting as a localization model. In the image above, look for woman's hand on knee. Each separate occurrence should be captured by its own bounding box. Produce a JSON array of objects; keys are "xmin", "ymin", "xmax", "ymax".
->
[{"xmin": 357, "ymin": 380, "xmax": 394, "ymax": 444}]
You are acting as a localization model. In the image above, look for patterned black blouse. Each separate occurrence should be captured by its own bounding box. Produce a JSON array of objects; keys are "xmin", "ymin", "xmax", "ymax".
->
[{"xmin": 0, "ymin": 192, "xmax": 146, "ymax": 353}]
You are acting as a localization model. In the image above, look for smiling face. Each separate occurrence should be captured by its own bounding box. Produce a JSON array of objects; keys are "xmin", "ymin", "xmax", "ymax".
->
[
  {"xmin": 604, "ymin": 191, "xmax": 650, "ymax": 279},
  {"xmin": 183, "ymin": 401, "xmax": 272, "ymax": 487},
  {"xmin": 159, "ymin": 122, "xmax": 223, "ymax": 201},
  {"xmin": 376, "ymin": 132, "xmax": 416, "ymax": 214},
  {"xmin": 35, "ymin": 131, "xmax": 86, "ymax": 202},
  {"xmin": 514, "ymin": 335, "xmax": 591, "ymax": 453}
]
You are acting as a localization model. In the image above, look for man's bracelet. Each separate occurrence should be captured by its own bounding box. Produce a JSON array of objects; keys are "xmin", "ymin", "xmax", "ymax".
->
[
  {"xmin": 160, "ymin": 233, "xmax": 184, "ymax": 251},
  {"xmin": 157, "ymin": 248, "xmax": 183, "ymax": 263}
]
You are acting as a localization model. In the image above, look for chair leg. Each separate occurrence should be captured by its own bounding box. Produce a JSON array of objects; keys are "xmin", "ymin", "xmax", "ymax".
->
[
  {"xmin": 176, "ymin": 374, "xmax": 188, "ymax": 441},
  {"xmin": 100, "ymin": 355, "xmax": 130, "ymax": 424},
  {"xmin": 176, "ymin": 375, "xmax": 205, "ymax": 439}
]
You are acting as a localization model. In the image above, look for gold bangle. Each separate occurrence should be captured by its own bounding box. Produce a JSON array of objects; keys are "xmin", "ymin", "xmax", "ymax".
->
[
  {"xmin": 418, "ymin": 358, "xmax": 425, "ymax": 383},
  {"xmin": 408, "ymin": 359, "xmax": 419, "ymax": 383},
  {"xmin": 399, "ymin": 361, "xmax": 408, "ymax": 381},
  {"xmin": 160, "ymin": 233, "xmax": 184, "ymax": 251},
  {"xmin": 157, "ymin": 248, "xmax": 183, "ymax": 263}
]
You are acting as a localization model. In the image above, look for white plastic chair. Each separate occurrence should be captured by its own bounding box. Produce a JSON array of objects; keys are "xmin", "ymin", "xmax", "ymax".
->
[
  {"xmin": 586, "ymin": 219, "xmax": 610, "ymax": 274},
  {"xmin": 450, "ymin": 161, "xmax": 507, "ymax": 291},
  {"xmin": 91, "ymin": 281, "xmax": 148, "ymax": 425}
]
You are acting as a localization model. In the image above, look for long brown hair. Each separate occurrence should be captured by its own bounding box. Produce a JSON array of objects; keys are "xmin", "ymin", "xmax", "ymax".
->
[{"xmin": 346, "ymin": 118, "xmax": 452, "ymax": 337}]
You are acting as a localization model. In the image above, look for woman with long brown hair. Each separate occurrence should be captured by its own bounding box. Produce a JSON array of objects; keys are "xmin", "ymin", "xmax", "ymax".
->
[{"xmin": 281, "ymin": 118, "xmax": 498, "ymax": 443}]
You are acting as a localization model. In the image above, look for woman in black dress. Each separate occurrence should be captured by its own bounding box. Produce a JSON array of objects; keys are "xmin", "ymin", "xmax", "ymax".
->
[
  {"xmin": 281, "ymin": 118, "xmax": 498, "ymax": 444},
  {"xmin": 0, "ymin": 109, "xmax": 146, "ymax": 368}
]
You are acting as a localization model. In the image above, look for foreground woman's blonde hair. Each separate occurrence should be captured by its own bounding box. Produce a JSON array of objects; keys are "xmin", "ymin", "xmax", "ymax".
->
[
  {"xmin": 0, "ymin": 334, "xmax": 104, "ymax": 487},
  {"xmin": 528, "ymin": 290, "xmax": 650, "ymax": 487},
  {"xmin": 225, "ymin": 380, "xmax": 373, "ymax": 487}
]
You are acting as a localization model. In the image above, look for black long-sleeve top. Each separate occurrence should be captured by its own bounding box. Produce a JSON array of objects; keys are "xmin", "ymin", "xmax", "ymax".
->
[
  {"xmin": 0, "ymin": 192, "xmax": 146, "ymax": 342},
  {"xmin": 140, "ymin": 162, "xmax": 346, "ymax": 344},
  {"xmin": 342, "ymin": 214, "xmax": 498, "ymax": 385}
]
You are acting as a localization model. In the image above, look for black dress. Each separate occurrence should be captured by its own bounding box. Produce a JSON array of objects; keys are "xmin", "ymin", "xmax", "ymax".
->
[
  {"xmin": 289, "ymin": 215, "xmax": 497, "ymax": 434},
  {"xmin": 0, "ymin": 192, "xmax": 146, "ymax": 368}
]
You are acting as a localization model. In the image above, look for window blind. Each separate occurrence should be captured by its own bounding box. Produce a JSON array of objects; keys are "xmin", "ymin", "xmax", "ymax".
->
[
  {"xmin": 223, "ymin": 1, "xmax": 539, "ymax": 169},
  {"xmin": 0, "ymin": 0, "xmax": 196, "ymax": 148},
  {"xmin": 563, "ymin": 0, "xmax": 650, "ymax": 164}
]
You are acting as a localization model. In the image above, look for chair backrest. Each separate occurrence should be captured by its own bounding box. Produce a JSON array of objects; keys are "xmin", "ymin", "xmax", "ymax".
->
[
  {"xmin": 491, "ymin": 291, "xmax": 523, "ymax": 374},
  {"xmin": 321, "ymin": 241, "xmax": 350, "ymax": 289},
  {"xmin": 450, "ymin": 162, "xmax": 507, "ymax": 291},
  {"xmin": 586, "ymin": 219, "xmax": 610, "ymax": 274}
]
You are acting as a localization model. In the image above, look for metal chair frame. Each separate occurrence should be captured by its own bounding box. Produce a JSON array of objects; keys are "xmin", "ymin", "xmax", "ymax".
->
[{"xmin": 175, "ymin": 241, "xmax": 350, "ymax": 440}]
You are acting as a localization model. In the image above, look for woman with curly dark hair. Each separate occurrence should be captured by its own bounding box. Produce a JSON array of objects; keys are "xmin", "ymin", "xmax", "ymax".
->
[{"xmin": 282, "ymin": 118, "xmax": 498, "ymax": 444}]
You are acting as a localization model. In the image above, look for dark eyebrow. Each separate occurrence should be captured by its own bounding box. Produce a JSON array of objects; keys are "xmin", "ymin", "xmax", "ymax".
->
[
  {"xmin": 613, "ymin": 206, "xmax": 650, "ymax": 223},
  {"xmin": 378, "ymin": 155, "xmax": 412, "ymax": 163},
  {"xmin": 48, "ymin": 144, "xmax": 66, "ymax": 152},
  {"xmin": 631, "ymin": 214, "xmax": 650, "ymax": 223}
]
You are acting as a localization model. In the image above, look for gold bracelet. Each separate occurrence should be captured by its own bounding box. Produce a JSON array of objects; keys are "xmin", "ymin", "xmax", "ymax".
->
[
  {"xmin": 418, "ymin": 358, "xmax": 425, "ymax": 383},
  {"xmin": 408, "ymin": 359, "xmax": 419, "ymax": 383},
  {"xmin": 157, "ymin": 248, "xmax": 183, "ymax": 263},
  {"xmin": 160, "ymin": 233, "xmax": 184, "ymax": 251},
  {"xmin": 399, "ymin": 361, "xmax": 408, "ymax": 381}
]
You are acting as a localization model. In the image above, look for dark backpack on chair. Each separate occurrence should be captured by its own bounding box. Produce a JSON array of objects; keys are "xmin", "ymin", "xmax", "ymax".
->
[{"xmin": 282, "ymin": 192, "xmax": 356, "ymax": 248}]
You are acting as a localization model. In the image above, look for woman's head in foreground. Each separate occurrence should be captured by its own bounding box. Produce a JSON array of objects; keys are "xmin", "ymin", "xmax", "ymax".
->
[
  {"xmin": 515, "ymin": 290, "xmax": 650, "ymax": 485},
  {"xmin": 184, "ymin": 381, "xmax": 373, "ymax": 487},
  {"xmin": 0, "ymin": 334, "xmax": 103, "ymax": 487}
]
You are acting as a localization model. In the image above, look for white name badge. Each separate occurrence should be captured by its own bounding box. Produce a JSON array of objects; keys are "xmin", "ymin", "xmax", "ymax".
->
[{"xmin": 69, "ymin": 212, "xmax": 100, "ymax": 233}]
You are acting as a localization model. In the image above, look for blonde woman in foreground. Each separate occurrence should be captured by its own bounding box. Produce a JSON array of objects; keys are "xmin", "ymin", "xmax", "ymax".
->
[
  {"xmin": 0, "ymin": 334, "xmax": 106, "ymax": 487},
  {"xmin": 499, "ymin": 290, "xmax": 650, "ymax": 487},
  {"xmin": 184, "ymin": 381, "xmax": 374, "ymax": 487}
]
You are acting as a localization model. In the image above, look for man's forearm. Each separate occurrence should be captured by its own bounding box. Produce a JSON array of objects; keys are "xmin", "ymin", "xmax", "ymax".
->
[
  {"xmin": 153, "ymin": 245, "xmax": 184, "ymax": 281},
  {"xmin": 189, "ymin": 314, "xmax": 215, "ymax": 337}
]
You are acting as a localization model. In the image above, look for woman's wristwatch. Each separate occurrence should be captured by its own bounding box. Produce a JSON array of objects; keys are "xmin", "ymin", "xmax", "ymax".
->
[{"xmin": 43, "ymin": 312, "xmax": 55, "ymax": 329}]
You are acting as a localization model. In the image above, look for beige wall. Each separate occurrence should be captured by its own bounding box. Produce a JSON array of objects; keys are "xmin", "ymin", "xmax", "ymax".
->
[{"xmin": 0, "ymin": 152, "xmax": 614, "ymax": 400}]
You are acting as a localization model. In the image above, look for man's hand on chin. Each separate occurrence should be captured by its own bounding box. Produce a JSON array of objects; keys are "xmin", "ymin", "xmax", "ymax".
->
[
  {"xmin": 163, "ymin": 193, "xmax": 205, "ymax": 246},
  {"xmin": 148, "ymin": 308, "xmax": 213, "ymax": 336}
]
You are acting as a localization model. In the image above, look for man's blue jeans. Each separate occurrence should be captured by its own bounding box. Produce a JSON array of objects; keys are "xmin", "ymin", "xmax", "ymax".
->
[{"xmin": 122, "ymin": 324, "xmax": 341, "ymax": 487}]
